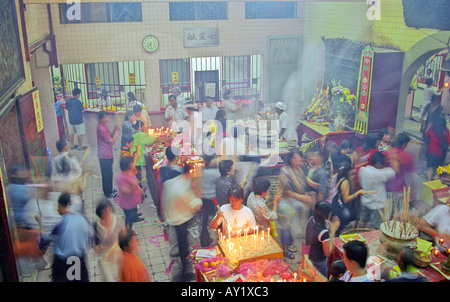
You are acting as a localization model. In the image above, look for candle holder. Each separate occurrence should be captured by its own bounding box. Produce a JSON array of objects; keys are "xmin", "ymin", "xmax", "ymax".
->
[
  {"xmin": 218, "ymin": 233, "xmax": 283, "ymax": 264},
  {"xmin": 440, "ymin": 249, "xmax": 450, "ymax": 274}
]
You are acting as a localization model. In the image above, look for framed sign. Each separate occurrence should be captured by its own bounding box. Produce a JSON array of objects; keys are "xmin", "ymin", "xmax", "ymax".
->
[
  {"xmin": 183, "ymin": 27, "xmax": 219, "ymax": 48},
  {"xmin": 0, "ymin": 0, "xmax": 26, "ymax": 118}
]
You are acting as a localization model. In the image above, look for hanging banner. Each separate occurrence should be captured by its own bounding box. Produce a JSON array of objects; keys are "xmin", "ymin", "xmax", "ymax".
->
[
  {"xmin": 95, "ymin": 76, "xmax": 101, "ymax": 89},
  {"xmin": 32, "ymin": 90, "xmax": 44, "ymax": 133},
  {"xmin": 172, "ymin": 72, "xmax": 179, "ymax": 84},
  {"xmin": 129, "ymin": 73, "xmax": 136, "ymax": 85},
  {"xmin": 354, "ymin": 45, "xmax": 374, "ymax": 134}
]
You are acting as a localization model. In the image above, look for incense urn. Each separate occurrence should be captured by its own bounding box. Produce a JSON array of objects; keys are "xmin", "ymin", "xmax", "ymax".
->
[{"xmin": 379, "ymin": 221, "xmax": 419, "ymax": 259}]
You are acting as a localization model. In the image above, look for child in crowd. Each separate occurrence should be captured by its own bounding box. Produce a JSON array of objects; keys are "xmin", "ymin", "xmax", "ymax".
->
[
  {"xmin": 328, "ymin": 259, "xmax": 346, "ymax": 282},
  {"xmin": 118, "ymin": 228, "xmax": 151, "ymax": 282},
  {"xmin": 209, "ymin": 185, "xmax": 256, "ymax": 238}
]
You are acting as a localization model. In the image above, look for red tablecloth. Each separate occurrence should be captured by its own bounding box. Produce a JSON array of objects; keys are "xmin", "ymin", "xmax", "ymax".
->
[{"xmin": 329, "ymin": 230, "xmax": 448, "ymax": 282}]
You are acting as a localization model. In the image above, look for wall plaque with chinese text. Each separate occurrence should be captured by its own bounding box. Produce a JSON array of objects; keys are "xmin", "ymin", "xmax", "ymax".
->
[
  {"xmin": 32, "ymin": 91, "xmax": 44, "ymax": 133},
  {"xmin": 183, "ymin": 27, "xmax": 219, "ymax": 48}
]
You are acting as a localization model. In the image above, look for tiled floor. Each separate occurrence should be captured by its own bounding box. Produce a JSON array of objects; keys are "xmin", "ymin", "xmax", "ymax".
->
[{"xmin": 33, "ymin": 147, "xmax": 303, "ymax": 282}]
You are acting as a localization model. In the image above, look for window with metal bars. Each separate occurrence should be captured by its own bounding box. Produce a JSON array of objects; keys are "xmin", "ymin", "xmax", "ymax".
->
[
  {"xmin": 59, "ymin": 61, "xmax": 146, "ymax": 109},
  {"xmin": 245, "ymin": 1, "xmax": 297, "ymax": 19},
  {"xmin": 58, "ymin": 2, "xmax": 142, "ymax": 24},
  {"xmin": 169, "ymin": 1, "xmax": 228, "ymax": 21}
]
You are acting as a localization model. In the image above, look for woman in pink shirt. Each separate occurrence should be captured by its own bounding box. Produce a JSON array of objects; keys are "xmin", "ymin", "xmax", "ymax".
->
[{"xmin": 117, "ymin": 156, "xmax": 143, "ymax": 231}]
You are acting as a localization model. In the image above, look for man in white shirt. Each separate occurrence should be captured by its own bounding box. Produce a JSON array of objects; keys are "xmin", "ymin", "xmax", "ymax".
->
[
  {"xmin": 273, "ymin": 102, "xmax": 288, "ymax": 139},
  {"xmin": 200, "ymin": 96, "xmax": 219, "ymax": 123},
  {"xmin": 420, "ymin": 78, "xmax": 441, "ymax": 132},
  {"xmin": 358, "ymin": 151, "xmax": 395, "ymax": 229}
]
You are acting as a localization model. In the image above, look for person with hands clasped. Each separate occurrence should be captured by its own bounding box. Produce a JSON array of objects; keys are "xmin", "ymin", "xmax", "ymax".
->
[
  {"xmin": 117, "ymin": 157, "xmax": 145, "ymax": 232},
  {"xmin": 305, "ymin": 201, "xmax": 340, "ymax": 277},
  {"xmin": 331, "ymin": 160, "xmax": 370, "ymax": 236}
]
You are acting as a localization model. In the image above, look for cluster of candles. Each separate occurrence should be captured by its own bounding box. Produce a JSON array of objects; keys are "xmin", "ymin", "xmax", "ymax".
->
[
  {"xmin": 218, "ymin": 225, "xmax": 271, "ymax": 260},
  {"xmin": 148, "ymin": 127, "xmax": 170, "ymax": 136},
  {"xmin": 433, "ymin": 238, "xmax": 450, "ymax": 256},
  {"xmin": 188, "ymin": 161, "xmax": 204, "ymax": 177}
]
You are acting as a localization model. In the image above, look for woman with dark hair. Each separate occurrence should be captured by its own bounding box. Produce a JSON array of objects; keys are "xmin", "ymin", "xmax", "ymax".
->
[
  {"xmin": 126, "ymin": 92, "xmax": 144, "ymax": 110},
  {"xmin": 207, "ymin": 109, "xmax": 228, "ymax": 149},
  {"xmin": 121, "ymin": 110, "xmax": 136, "ymax": 137},
  {"xmin": 331, "ymin": 161, "xmax": 367, "ymax": 236},
  {"xmin": 377, "ymin": 127, "xmax": 391, "ymax": 152},
  {"xmin": 93, "ymin": 197, "xmax": 124, "ymax": 282},
  {"xmin": 305, "ymin": 201, "xmax": 340, "ymax": 276},
  {"xmin": 215, "ymin": 160, "xmax": 235, "ymax": 206},
  {"xmin": 117, "ymin": 156, "xmax": 143, "ymax": 231},
  {"xmin": 277, "ymin": 150, "xmax": 315, "ymax": 258},
  {"xmin": 98, "ymin": 89, "xmax": 112, "ymax": 108}
]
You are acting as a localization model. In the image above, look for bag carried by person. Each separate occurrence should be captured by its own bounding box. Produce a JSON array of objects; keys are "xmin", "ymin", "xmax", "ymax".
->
[{"xmin": 331, "ymin": 178, "xmax": 356, "ymax": 225}]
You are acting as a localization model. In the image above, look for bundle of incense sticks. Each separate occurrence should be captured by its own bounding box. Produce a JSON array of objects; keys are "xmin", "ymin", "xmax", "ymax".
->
[{"xmin": 379, "ymin": 186, "xmax": 428, "ymax": 238}]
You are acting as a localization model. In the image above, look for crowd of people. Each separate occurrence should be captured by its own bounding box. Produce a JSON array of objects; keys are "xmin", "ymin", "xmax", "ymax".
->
[{"xmin": 5, "ymin": 87, "xmax": 450, "ymax": 283}]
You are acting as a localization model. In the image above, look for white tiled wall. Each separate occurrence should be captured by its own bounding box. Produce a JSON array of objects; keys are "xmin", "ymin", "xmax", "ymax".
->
[{"xmin": 36, "ymin": 1, "xmax": 305, "ymax": 110}]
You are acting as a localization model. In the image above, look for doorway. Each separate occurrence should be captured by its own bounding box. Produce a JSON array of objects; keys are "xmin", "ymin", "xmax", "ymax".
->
[{"xmin": 195, "ymin": 70, "xmax": 219, "ymax": 103}]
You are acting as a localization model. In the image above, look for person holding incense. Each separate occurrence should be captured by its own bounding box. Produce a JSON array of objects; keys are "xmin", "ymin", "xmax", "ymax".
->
[
  {"xmin": 305, "ymin": 201, "xmax": 340, "ymax": 277},
  {"xmin": 209, "ymin": 185, "xmax": 256, "ymax": 238},
  {"xmin": 97, "ymin": 111, "xmax": 121, "ymax": 198},
  {"xmin": 117, "ymin": 156, "xmax": 144, "ymax": 232},
  {"xmin": 129, "ymin": 126, "xmax": 158, "ymax": 191}
]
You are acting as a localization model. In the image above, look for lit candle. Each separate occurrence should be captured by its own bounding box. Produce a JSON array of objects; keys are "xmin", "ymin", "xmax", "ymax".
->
[
  {"xmin": 434, "ymin": 249, "xmax": 440, "ymax": 256},
  {"xmin": 262, "ymin": 231, "xmax": 265, "ymax": 243},
  {"xmin": 439, "ymin": 238, "xmax": 445, "ymax": 245}
]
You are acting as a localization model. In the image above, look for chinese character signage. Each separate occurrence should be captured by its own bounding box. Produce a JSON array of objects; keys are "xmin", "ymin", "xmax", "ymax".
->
[
  {"xmin": 129, "ymin": 73, "xmax": 136, "ymax": 85},
  {"xmin": 183, "ymin": 27, "xmax": 219, "ymax": 48},
  {"xmin": 32, "ymin": 90, "xmax": 44, "ymax": 133},
  {"xmin": 354, "ymin": 45, "xmax": 374, "ymax": 134},
  {"xmin": 172, "ymin": 72, "xmax": 179, "ymax": 84}
]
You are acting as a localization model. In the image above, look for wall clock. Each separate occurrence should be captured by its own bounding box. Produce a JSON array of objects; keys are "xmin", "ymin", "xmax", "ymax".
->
[{"xmin": 142, "ymin": 35, "xmax": 159, "ymax": 53}]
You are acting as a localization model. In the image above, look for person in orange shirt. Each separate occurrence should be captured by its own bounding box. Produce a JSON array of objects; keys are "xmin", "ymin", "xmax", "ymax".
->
[{"xmin": 118, "ymin": 228, "xmax": 151, "ymax": 282}]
